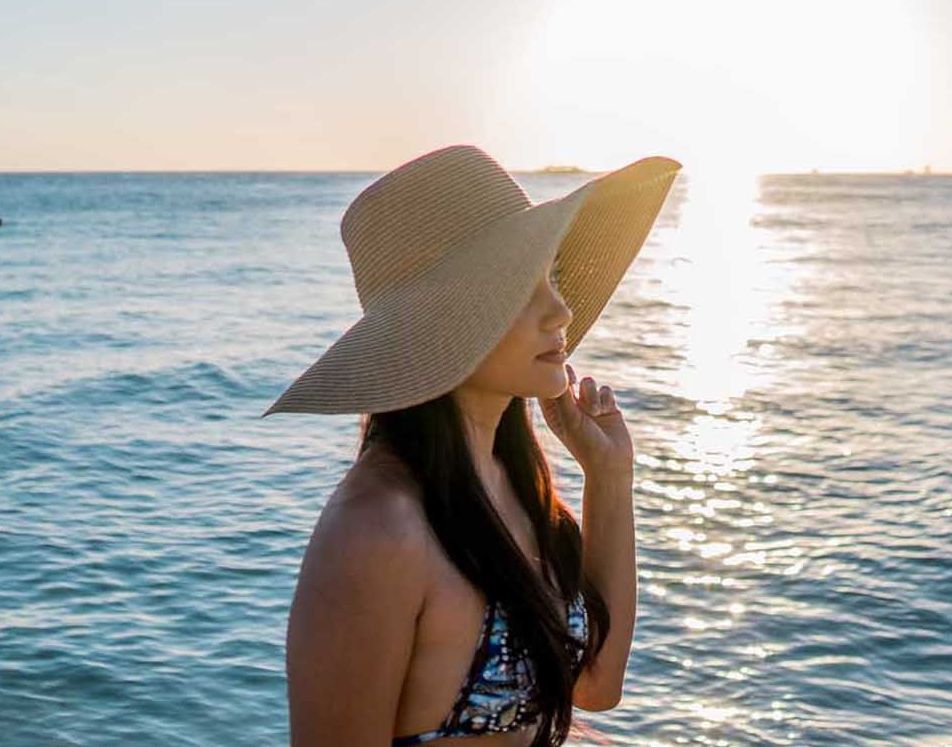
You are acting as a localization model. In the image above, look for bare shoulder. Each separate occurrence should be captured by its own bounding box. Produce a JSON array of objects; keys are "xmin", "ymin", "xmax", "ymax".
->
[
  {"xmin": 297, "ymin": 443, "xmax": 431, "ymax": 598},
  {"xmin": 325, "ymin": 443, "xmax": 427, "ymax": 535},
  {"xmin": 285, "ymin": 444, "xmax": 432, "ymax": 743}
]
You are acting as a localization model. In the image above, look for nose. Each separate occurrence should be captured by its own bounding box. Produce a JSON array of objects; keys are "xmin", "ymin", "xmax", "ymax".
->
[{"xmin": 547, "ymin": 282, "xmax": 573, "ymax": 329}]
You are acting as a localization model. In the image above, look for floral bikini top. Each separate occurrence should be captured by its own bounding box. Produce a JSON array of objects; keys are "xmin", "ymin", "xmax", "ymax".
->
[{"xmin": 392, "ymin": 592, "xmax": 589, "ymax": 745}]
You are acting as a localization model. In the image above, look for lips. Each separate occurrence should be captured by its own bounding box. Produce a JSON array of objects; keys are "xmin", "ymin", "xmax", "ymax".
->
[
  {"xmin": 536, "ymin": 349, "xmax": 567, "ymax": 362},
  {"xmin": 538, "ymin": 337, "xmax": 566, "ymax": 356}
]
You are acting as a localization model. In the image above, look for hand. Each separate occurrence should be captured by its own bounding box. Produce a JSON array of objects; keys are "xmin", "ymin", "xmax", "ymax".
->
[{"xmin": 538, "ymin": 362, "xmax": 634, "ymax": 476}]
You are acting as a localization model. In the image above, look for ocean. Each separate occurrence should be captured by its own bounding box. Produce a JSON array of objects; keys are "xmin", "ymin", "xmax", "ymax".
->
[{"xmin": 1, "ymin": 169, "xmax": 949, "ymax": 746}]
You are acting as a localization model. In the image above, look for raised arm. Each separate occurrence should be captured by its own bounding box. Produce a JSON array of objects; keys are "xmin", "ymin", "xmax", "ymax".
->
[
  {"xmin": 573, "ymin": 467, "xmax": 636, "ymax": 711},
  {"xmin": 285, "ymin": 490, "xmax": 428, "ymax": 746}
]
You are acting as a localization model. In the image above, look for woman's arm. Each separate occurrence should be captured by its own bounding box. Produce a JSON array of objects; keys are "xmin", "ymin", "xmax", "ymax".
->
[
  {"xmin": 572, "ymin": 467, "xmax": 636, "ymax": 711},
  {"xmin": 286, "ymin": 490, "xmax": 428, "ymax": 745}
]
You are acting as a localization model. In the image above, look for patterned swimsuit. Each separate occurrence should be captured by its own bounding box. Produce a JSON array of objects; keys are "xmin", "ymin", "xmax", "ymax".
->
[{"xmin": 392, "ymin": 592, "xmax": 589, "ymax": 744}]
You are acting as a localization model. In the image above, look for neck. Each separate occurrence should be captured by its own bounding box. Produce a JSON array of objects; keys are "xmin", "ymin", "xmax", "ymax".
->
[{"xmin": 451, "ymin": 386, "xmax": 511, "ymax": 493}]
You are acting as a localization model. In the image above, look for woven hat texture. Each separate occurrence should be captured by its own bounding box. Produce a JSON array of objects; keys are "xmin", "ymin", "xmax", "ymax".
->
[{"xmin": 262, "ymin": 144, "xmax": 681, "ymax": 416}]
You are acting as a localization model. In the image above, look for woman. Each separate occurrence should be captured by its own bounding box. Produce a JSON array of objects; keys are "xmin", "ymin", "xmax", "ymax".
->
[{"xmin": 262, "ymin": 144, "xmax": 681, "ymax": 746}]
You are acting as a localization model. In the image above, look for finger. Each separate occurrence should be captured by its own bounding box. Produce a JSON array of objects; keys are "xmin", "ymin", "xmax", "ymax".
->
[
  {"xmin": 580, "ymin": 377, "xmax": 599, "ymax": 414},
  {"xmin": 561, "ymin": 363, "xmax": 578, "ymax": 402},
  {"xmin": 598, "ymin": 385, "xmax": 617, "ymax": 413},
  {"xmin": 543, "ymin": 368, "xmax": 575, "ymax": 418}
]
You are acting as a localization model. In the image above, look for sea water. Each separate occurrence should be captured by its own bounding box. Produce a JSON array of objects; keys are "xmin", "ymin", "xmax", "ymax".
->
[{"xmin": 1, "ymin": 170, "xmax": 949, "ymax": 746}]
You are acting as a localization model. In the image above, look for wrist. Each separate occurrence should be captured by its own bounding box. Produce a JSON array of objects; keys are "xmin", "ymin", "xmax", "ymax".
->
[{"xmin": 582, "ymin": 462, "xmax": 633, "ymax": 482}]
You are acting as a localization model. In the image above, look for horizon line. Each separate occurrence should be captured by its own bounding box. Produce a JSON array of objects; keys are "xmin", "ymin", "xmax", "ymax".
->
[{"xmin": 1, "ymin": 168, "xmax": 949, "ymax": 177}]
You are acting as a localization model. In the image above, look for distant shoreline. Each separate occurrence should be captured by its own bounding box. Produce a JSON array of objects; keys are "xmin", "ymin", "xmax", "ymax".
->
[{"xmin": 530, "ymin": 165, "xmax": 589, "ymax": 174}]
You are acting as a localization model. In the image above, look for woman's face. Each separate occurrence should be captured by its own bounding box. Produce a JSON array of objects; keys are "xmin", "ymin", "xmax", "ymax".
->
[{"xmin": 461, "ymin": 258, "xmax": 573, "ymax": 401}]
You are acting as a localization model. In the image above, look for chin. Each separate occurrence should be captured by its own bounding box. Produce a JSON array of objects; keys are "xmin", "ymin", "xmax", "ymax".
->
[{"xmin": 530, "ymin": 365, "xmax": 569, "ymax": 399}]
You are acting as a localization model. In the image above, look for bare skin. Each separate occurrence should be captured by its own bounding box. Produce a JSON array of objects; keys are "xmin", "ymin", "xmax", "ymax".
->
[
  {"xmin": 286, "ymin": 258, "xmax": 633, "ymax": 745},
  {"xmin": 336, "ymin": 442, "xmax": 552, "ymax": 746}
]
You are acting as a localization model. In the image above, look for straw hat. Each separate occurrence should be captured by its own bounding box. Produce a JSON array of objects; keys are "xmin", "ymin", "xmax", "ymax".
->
[{"xmin": 261, "ymin": 143, "xmax": 681, "ymax": 416}]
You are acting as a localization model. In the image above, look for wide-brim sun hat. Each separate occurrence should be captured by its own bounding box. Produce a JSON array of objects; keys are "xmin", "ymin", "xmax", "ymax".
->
[{"xmin": 261, "ymin": 143, "xmax": 681, "ymax": 416}]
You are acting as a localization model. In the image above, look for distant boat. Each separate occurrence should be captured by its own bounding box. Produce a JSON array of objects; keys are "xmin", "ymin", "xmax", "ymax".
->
[{"xmin": 536, "ymin": 164, "xmax": 587, "ymax": 174}]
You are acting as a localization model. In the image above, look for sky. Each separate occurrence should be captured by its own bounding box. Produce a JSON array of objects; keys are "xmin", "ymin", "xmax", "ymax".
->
[{"xmin": 1, "ymin": 0, "xmax": 949, "ymax": 175}]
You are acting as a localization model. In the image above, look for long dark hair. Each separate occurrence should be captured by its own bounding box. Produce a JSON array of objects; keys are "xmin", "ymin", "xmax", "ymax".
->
[{"xmin": 357, "ymin": 390, "xmax": 610, "ymax": 746}]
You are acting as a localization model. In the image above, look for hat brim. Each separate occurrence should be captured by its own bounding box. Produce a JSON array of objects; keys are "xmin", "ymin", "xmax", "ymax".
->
[{"xmin": 261, "ymin": 155, "xmax": 681, "ymax": 416}]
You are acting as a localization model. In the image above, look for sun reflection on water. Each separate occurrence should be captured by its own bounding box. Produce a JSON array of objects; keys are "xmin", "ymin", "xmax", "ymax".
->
[{"xmin": 621, "ymin": 169, "xmax": 820, "ymax": 740}]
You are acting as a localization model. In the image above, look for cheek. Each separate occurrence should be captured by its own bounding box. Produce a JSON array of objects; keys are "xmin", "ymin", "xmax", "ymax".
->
[
  {"xmin": 471, "ymin": 326, "xmax": 536, "ymax": 382},
  {"xmin": 464, "ymin": 331, "xmax": 565, "ymax": 399},
  {"xmin": 496, "ymin": 320, "xmax": 538, "ymax": 364},
  {"xmin": 486, "ymin": 341, "xmax": 530, "ymax": 378}
]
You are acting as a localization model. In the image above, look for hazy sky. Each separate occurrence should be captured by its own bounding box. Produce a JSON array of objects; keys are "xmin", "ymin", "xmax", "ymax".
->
[{"xmin": 1, "ymin": 0, "xmax": 949, "ymax": 174}]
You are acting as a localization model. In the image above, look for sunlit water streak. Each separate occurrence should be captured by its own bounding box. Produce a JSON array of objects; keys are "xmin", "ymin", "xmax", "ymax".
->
[{"xmin": 1, "ymin": 170, "xmax": 949, "ymax": 746}]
